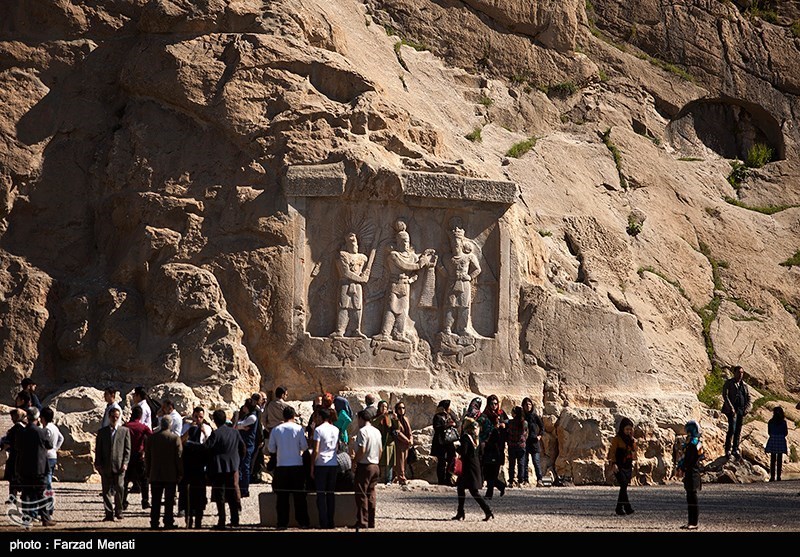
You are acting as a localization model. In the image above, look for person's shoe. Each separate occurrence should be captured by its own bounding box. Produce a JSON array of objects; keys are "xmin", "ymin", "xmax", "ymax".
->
[
  {"xmin": 122, "ymin": 501, "xmax": 129, "ymax": 511},
  {"xmin": 483, "ymin": 512, "xmax": 494, "ymax": 521},
  {"xmin": 163, "ymin": 523, "xmax": 178, "ymax": 530},
  {"xmin": 732, "ymin": 450, "xmax": 740, "ymax": 458},
  {"xmin": 115, "ymin": 514, "xmax": 123, "ymax": 520},
  {"xmin": 624, "ymin": 506, "xmax": 634, "ymax": 515},
  {"xmin": 725, "ymin": 451, "xmax": 731, "ymax": 459},
  {"xmin": 451, "ymin": 512, "xmax": 465, "ymax": 521},
  {"xmin": 212, "ymin": 523, "xmax": 227, "ymax": 530},
  {"xmin": 42, "ymin": 519, "xmax": 57, "ymax": 527},
  {"xmin": 680, "ymin": 524, "xmax": 698, "ymax": 530},
  {"xmin": 149, "ymin": 525, "xmax": 160, "ymax": 530},
  {"xmin": 175, "ymin": 510, "xmax": 184, "ymax": 518},
  {"xmin": 348, "ymin": 523, "xmax": 365, "ymax": 531},
  {"xmin": 103, "ymin": 515, "xmax": 115, "ymax": 522},
  {"xmin": 536, "ymin": 480, "xmax": 544, "ymax": 487},
  {"xmin": 142, "ymin": 501, "xmax": 150, "ymax": 510},
  {"xmin": 615, "ymin": 507, "xmax": 626, "ymax": 516}
]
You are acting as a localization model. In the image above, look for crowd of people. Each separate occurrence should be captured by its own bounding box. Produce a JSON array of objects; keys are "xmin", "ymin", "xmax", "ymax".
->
[{"xmin": 1, "ymin": 364, "xmax": 794, "ymax": 531}]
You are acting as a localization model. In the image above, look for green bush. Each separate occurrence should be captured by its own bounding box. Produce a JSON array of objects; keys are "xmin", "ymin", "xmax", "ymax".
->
[
  {"xmin": 792, "ymin": 20, "xmax": 800, "ymax": 38},
  {"xmin": 780, "ymin": 250, "xmax": 800, "ymax": 268},
  {"xmin": 465, "ymin": 127, "xmax": 482, "ymax": 142},
  {"xmin": 600, "ymin": 128, "xmax": 627, "ymax": 189},
  {"xmin": 548, "ymin": 81, "xmax": 578, "ymax": 97},
  {"xmin": 626, "ymin": 214, "xmax": 642, "ymax": 236},
  {"xmin": 727, "ymin": 160, "xmax": 748, "ymax": 189},
  {"xmin": 506, "ymin": 137, "xmax": 537, "ymax": 158},
  {"xmin": 745, "ymin": 142, "xmax": 773, "ymax": 168},
  {"xmin": 538, "ymin": 230, "xmax": 552, "ymax": 237}
]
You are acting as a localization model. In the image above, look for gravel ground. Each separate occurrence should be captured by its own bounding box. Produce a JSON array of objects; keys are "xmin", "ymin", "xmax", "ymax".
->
[{"xmin": 1, "ymin": 479, "xmax": 798, "ymax": 537}]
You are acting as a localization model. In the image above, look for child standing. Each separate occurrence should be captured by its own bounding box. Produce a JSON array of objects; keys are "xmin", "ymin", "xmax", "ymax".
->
[
  {"xmin": 765, "ymin": 406, "xmax": 788, "ymax": 481},
  {"xmin": 676, "ymin": 420, "xmax": 705, "ymax": 530},
  {"xmin": 607, "ymin": 417, "xmax": 637, "ymax": 516}
]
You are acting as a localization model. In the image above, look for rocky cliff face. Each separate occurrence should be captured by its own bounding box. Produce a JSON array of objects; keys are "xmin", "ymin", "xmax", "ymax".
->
[{"xmin": 1, "ymin": 0, "xmax": 798, "ymax": 483}]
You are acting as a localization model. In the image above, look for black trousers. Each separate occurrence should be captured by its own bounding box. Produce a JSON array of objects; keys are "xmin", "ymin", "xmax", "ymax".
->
[
  {"xmin": 686, "ymin": 489, "xmax": 699, "ymax": 526},
  {"xmin": 483, "ymin": 461, "xmax": 505, "ymax": 498},
  {"xmin": 615, "ymin": 470, "xmax": 632, "ymax": 511},
  {"xmin": 769, "ymin": 453, "xmax": 783, "ymax": 480},
  {"xmin": 273, "ymin": 466, "xmax": 309, "ymax": 528},
  {"xmin": 150, "ymin": 481, "xmax": 177, "ymax": 528},
  {"xmin": 124, "ymin": 453, "xmax": 149, "ymax": 506},
  {"xmin": 456, "ymin": 484, "xmax": 491, "ymax": 517},
  {"xmin": 435, "ymin": 446, "xmax": 455, "ymax": 485}
]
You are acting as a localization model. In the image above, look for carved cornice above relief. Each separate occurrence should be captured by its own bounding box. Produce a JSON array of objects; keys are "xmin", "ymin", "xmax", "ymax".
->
[{"xmin": 283, "ymin": 163, "xmax": 518, "ymax": 205}]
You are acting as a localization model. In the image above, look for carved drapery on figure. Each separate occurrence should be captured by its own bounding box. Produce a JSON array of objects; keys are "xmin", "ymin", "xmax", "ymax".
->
[
  {"xmin": 439, "ymin": 216, "xmax": 481, "ymax": 338},
  {"xmin": 374, "ymin": 220, "xmax": 436, "ymax": 344},
  {"xmin": 331, "ymin": 231, "xmax": 372, "ymax": 339}
]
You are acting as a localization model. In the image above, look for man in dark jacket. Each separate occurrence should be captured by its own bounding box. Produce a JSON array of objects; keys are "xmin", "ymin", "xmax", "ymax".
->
[
  {"xmin": 145, "ymin": 415, "xmax": 183, "ymax": 530},
  {"xmin": 204, "ymin": 409, "xmax": 245, "ymax": 529},
  {"xmin": 95, "ymin": 407, "xmax": 131, "ymax": 521},
  {"xmin": 721, "ymin": 365, "xmax": 751, "ymax": 459},
  {"xmin": 20, "ymin": 378, "xmax": 42, "ymax": 411},
  {"xmin": 1, "ymin": 408, "xmax": 26, "ymax": 503},
  {"xmin": 16, "ymin": 407, "xmax": 55, "ymax": 526}
]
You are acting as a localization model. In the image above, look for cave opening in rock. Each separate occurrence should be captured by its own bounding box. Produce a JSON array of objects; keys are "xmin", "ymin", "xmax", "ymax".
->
[{"xmin": 666, "ymin": 97, "xmax": 785, "ymax": 163}]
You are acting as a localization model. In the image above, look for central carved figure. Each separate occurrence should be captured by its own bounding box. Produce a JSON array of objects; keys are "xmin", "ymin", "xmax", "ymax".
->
[
  {"xmin": 374, "ymin": 220, "xmax": 435, "ymax": 344},
  {"xmin": 440, "ymin": 216, "xmax": 481, "ymax": 336}
]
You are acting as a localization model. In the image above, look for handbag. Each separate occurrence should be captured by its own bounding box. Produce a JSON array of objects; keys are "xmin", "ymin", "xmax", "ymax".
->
[
  {"xmin": 443, "ymin": 426, "xmax": 459, "ymax": 445},
  {"xmin": 406, "ymin": 446, "xmax": 418, "ymax": 464}
]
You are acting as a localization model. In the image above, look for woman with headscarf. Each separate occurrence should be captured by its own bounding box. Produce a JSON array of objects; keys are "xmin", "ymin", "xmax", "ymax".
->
[
  {"xmin": 476, "ymin": 394, "xmax": 508, "ymax": 499},
  {"xmin": 462, "ymin": 397, "xmax": 482, "ymax": 426},
  {"xmin": 452, "ymin": 417, "xmax": 493, "ymax": 521},
  {"xmin": 607, "ymin": 417, "xmax": 637, "ymax": 515},
  {"xmin": 330, "ymin": 394, "xmax": 353, "ymax": 445},
  {"xmin": 676, "ymin": 420, "xmax": 704, "ymax": 530},
  {"xmin": 431, "ymin": 400, "xmax": 459, "ymax": 485},
  {"xmin": 371, "ymin": 400, "xmax": 397, "ymax": 485}
]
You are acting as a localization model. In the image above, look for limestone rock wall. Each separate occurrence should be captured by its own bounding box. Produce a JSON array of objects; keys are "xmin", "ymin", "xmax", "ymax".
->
[{"xmin": 0, "ymin": 0, "xmax": 798, "ymax": 482}]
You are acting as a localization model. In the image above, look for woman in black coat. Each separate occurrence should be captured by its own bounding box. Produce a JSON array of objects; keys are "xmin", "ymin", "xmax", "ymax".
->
[
  {"xmin": 452, "ymin": 417, "xmax": 493, "ymax": 521},
  {"xmin": 431, "ymin": 400, "xmax": 458, "ymax": 486}
]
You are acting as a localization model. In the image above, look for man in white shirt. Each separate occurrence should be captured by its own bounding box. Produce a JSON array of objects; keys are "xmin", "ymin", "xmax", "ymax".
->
[
  {"xmin": 352, "ymin": 409, "xmax": 382, "ymax": 530},
  {"xmin": 267, "ymin": 406, "xmax": 310, "ymax": 529},
  {"xmin": 40, "ymin": 407, "xmax": 64, "ymax": 514},
  {"xmin": 155, "ymin": 399, "xmax": 183, "ymax": 437},
  {"xmin": 101, "ymin": 388, "xmax": 122, "ymax": 429},
  {"xmin": 310, "ymin": 408, "xmax": 340, "ymax": 529},
  {"xmin": 133, "ymin": 387, "xmax": 152, "ymax": 428}
]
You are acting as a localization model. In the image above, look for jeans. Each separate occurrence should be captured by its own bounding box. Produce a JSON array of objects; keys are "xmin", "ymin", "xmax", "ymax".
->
[
  {"xmin": 724, "ymin": 412, "xmax": 744, "ymax": 455},
  {"xmin": 526, "ymin": 449, "xmax": 543, "ymax": 482},
  {"xmin": 239, "ymin": 446, "xmax": 255, "ymax": 497},
  {"xmin": 507, "ymin": 446, "xmax": 525, "ymax": 484},
  {"xmin": 44, "ymin": 458, "xmax": 56, "ymax": 511},
  {"xmin": 314, "ymin": 465, "xmax": 337, "ymax": 528}
]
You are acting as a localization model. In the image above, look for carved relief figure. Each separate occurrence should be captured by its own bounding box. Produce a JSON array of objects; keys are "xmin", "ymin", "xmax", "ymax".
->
[
  {"xmin": 374, "ymin": 220, "xmax": 435, "ymax": 344},
  {"xmin": 331, "ymin": 232, "xmax": 372, "ymax": 338},
  {"xmin": 439, "ymin": 216, "xmax": 481, "ymax": 337}
]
